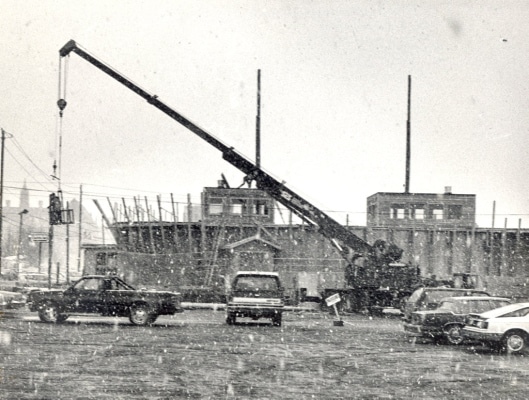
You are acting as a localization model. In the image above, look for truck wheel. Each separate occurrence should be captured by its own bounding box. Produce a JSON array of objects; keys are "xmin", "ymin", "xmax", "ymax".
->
[
  {"xmin": 38, "ymin": 303, "xmax": 68, "ymax": 323},
  {"xmin": 272, "ymin": 313, "xmax": 282, "ymax": 327},
  {"xmin": 226, "ymin": 312, "xmax": 236, "ymax": 325},
  {"xmin": 129, "ymin": 304, "xmax": 155, "ymax": 326},
  {"xmin": 503, "ymin": 331, "xmax": 527, "ymax": 354},
  {"xmin": 444, "ymin": 324, "xmax": 464, "ymax": 345}
]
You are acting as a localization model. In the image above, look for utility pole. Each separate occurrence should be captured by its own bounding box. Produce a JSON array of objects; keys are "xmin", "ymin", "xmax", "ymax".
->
[
  {"xmin": 66, "ymin": 201, "xmax": 70, "ymax": 284},
  {"xmin": 48, "ymin": 224, "xmax": 53, "ymax": 289},
  {"xmin": 405, "ymin": 75, "xmax": 411, "ymax": 194},
  {"xmin": 256, "ymin": 69, "xmax": 261, "ymax": 170},
  {"xmin": 16, "ymin": 209, "xmax": 29, "ymax": 277},
  {"xmin": 77, "ymin": 185, "xmax": 83, "ymax": 272}
]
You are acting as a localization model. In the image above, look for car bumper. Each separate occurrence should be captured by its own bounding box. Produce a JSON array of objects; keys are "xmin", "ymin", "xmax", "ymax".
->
[
  {"xmin": 462, "ymin": 328, "xmax": 503, "ymax": 342},
  {"xmin": 227, "ymin": 304, "xmax": 283, "ymax": 318},
  {"xmin": 158, "ymin": 304, "xmax": 184, "ymax": 315},
  {"xmin": 403, "ymin": 323, "xmax": 442, "ymax": 338},
  {"xmin": 0, "ymin": 299, "xmax": 27, "ymax": 310}
]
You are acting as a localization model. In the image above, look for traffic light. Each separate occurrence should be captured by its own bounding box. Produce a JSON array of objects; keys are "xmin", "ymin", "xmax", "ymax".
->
[{"xmin": 49, "ymin": 193, "xmax": 62, "ymax": 225}]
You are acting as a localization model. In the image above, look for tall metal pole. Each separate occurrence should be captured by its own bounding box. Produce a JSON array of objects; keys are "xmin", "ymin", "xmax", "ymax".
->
[
  {"xmin": 66, "ymin": 202, "xmax": 70, "ymax": 284},
  {"xmin": 256, "ymin": 69, "xmax": 261, "ymax": 170},
  {"xmin": 0, "ymin": 129, "xmax": 5, "ymax": 275},
  {"xmin": 405, "ymin": 75, "xmax": 411, "ymax": 193}
]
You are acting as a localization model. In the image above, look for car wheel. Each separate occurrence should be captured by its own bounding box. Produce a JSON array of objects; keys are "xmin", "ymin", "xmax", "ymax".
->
[
  {"xmin": 503, "ymin": 331, "xmax": 527, "ymax": 354},
  {"xmin": 129, "ymin": 304, "xmax": 154, "ymax": 326},
  {"xmin": 56, "ymin": 314, "xmax": 69, "ymax": 323},
  {"xmin": 444, "ymin": 324, "xmax": 464, "ymax": 345},
  {"xmin": 226, "ymin": 312, "xmax": 236, "ymax": 325},
  {"xmin": 38, "ymin": 303, "xmax": 66, "ymax": 323},
  {"xmin": 272, "ymin": 313, "xmax": 282, "ymax": 327}
]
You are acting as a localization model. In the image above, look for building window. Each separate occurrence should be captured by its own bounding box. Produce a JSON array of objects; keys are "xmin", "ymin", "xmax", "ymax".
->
[
  {"xmin": 447, "ymin": 205, "xmax": 463, "ymax": 220},
  {"xmin": 96, "ymin": 252, "xmax": 107, "ymax": 266},
  {"xmin": 253, "ymin": 200, "xmax": 269, "ymax": 216},
  {"xmin": 411, "ymin": 204, "xmax": 425, "ymax": 220},
  {"xmin": 209, "ymin": 197, "xmax": 223, "ymax": 215},
  {"xmin": 230, "ymin": 198, "xmax": 249, "ymax": 215},
  {"xmin": 390, "ymin": 204, "xmax": 406, "ymax": 219},
  {"xmin": 432, "ymin": 208, "xmax": 444, "ymax": 220}
]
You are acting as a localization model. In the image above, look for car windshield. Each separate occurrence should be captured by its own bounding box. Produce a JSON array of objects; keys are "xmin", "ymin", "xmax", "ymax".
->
[
  {"xmin": 478, "ymin": 302, "xmax": 529, "ymax": 318},
  {"xmin": 74, "ymin": 278, "xmax": 104, "ymax": 291},
  {"xmin": 234, "ymin": 276, "xmax": 279, "ymax": 291},
  {"xmin": 425, "ymin": 291, "xmax": 462, "ymax": 303},
  {"xmin": 408, "ymin": 288, "xmax": 424, "ymax": 302},
  {"xmin": 73, "ymin": 277, "xmax": 134, "ymax": 291},
  {"xmin": 439, "ymin": 299, "xmax": 509, "ymax": 314},
  {"xmin": 500, "ymin": 307, "xmax": 529, "ymax": 318}
]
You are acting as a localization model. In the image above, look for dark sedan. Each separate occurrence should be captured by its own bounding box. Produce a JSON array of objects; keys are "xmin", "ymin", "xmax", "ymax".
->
[{"xmin": 404, "ymin": 296, "xmax": 510, "ymax": 344}]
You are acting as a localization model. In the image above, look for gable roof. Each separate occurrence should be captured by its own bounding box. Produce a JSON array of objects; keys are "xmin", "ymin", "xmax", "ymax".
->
[{"xmin": 221, "ymin": 226, "xmax": 281, "ymax": 251}]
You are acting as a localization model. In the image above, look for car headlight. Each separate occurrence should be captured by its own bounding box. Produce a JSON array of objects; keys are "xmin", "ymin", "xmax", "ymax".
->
[
  {"xmin": 476, "ymin": 320, "xmax": 488, "ymax": 329},
  {"xmin": 411, "ymin": 314, "xmax": 425, "ymax": 324}
]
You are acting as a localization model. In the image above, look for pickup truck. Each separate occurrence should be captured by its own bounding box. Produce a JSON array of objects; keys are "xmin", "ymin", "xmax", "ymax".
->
[
  {"xmin": 226, "ymin": 271, "xmax": 284, "ymax": 327},
  {"xmin": 27, "ymin": 275, "xmax": 183, "ymax": 326}
]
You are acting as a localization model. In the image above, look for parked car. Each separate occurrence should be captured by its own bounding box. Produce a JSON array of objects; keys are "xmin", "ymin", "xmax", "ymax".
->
[
  {"xmin": 226, "ymin": 271, "xmax": 284, "ymax": 326},
  {"xmin": 26, "ymin": 275, "xmax": 183, "ymax": 326},
  {"xmin": 0, "ymin": 290, "xmax": 26, "ymax": 310},
  {"xmin": 15, "ymin": 273, "xmax": 50, "ymax": 294},
  {"xmin": 404, "ymin": 296, "xmax": 510, "ymax": 344},
  {"xmin": 402, "ymin": 287, "xmax": 490, "ymax": 322},
  {"xmin": 463, "ymin": 302, "xmax": 529, "ymax": 353}
]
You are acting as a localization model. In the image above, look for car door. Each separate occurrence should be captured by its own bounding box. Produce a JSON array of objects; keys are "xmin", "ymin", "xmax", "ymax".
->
[
  {"xmin": 99, "ymin": 278, "xmax": 130, "ymax": 316},
  {"xmin": 64, "ymin": 278, "xmax": 104, "ymax": 313}
]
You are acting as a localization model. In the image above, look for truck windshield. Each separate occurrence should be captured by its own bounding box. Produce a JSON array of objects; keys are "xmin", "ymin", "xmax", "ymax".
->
[{"xmin": 234, "ymin": 276, "xmax": 279, "ymax": 291}]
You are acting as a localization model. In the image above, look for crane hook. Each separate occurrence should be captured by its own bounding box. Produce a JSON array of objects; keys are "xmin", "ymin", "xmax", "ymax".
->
[{"xmin": 57, "ymin": 98, "xmax": 67, "ymax": 117}]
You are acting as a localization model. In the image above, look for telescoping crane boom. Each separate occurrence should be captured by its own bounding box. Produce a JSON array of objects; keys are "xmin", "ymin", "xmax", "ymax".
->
[{"xmin": 59, "ymin": 40, "xmax": 418, "ymax": 310}]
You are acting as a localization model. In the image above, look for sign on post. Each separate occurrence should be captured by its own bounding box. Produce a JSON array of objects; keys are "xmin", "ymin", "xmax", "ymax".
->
[
  {"xmin": 325, "ymin": 293, "xmax": 344, "ymax": 326},
  {"xmin": 30, "ymin": 232, "xmax": 49, "ymax": 243},
  {"xmin": 325, "ymin": 293, "xmax": 341, "ymax": 307}
]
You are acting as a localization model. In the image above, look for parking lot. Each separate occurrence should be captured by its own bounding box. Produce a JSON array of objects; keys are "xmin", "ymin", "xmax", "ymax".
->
[{"xmin": 0, "ymin": 309, "xmax": 528, "ymax": 399}]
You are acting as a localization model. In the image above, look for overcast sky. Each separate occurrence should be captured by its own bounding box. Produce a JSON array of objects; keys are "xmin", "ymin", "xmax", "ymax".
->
[{"xmin": 1, "ymin": 1, "xmax": 528, "ymax": 229}]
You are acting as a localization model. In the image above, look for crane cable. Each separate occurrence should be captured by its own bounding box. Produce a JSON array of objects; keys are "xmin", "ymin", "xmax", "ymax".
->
[{"xmin": 55, "ymin": 54, "xmax": 69, "ymax": 201}]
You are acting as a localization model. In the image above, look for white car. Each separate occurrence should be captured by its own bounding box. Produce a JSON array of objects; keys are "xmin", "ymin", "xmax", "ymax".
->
[{"xmin": 463, "ymin": 302, "xmax": 529, "ymax": 353}]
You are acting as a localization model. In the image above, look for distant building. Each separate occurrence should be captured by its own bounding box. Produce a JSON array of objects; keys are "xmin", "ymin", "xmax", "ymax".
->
[
  {"xmin": 83, "ymin": 183, "xmax": 529, "ymax": 302},
  {"xmin": 201, "ymin": 186, "xmax": 274, "ymax": 224},
  {"xmin": 367, "ymin": 187, "xmax": 476, "ymax": 229}
]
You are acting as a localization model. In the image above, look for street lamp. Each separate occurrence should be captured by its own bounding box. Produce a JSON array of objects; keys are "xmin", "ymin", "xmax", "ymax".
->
[{"xmin": 16, "ymin": 209, "xmax": 28, "ymax": 277}]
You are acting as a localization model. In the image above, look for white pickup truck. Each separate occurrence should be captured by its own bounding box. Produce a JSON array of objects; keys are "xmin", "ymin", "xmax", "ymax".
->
[{"xmin": 226, "ymin": 271, "xmax": 284, "ymax": 327}]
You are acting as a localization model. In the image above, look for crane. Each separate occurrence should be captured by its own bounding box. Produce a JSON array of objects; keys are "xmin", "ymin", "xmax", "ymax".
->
[{"xmin": 58, "ymin": 39, "xmax": 419, "ymax": 311}]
